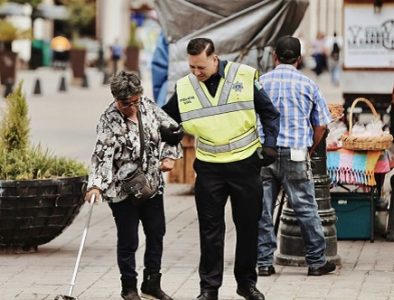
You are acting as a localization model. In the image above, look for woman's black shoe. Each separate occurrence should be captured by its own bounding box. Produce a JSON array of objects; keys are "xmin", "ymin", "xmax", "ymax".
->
[
  {"xmin": 141, "ymin": 272, "xmax": 173, "ymax": 300},
  {"xmin": 121, "ymin": 290, "xmax": 141, "ymax": 300}
]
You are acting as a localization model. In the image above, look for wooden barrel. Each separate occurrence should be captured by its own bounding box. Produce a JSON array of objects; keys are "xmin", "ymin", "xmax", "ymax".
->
[{"xmin": 169, "ymin": 135, "xmax": 196, "ymax": 184}]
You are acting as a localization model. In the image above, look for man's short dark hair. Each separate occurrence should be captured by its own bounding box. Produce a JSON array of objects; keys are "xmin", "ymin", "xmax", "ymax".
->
[
  {"xmin": 275, "ymin": 36, "xmax": 301, "ymax": 64},
  {"xmin": 187, "ymin": 38, "xmax": 215, "ymax": 56}
]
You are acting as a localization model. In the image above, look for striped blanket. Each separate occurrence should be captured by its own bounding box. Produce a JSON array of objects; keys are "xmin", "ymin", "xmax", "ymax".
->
[{"xmin": 327, "ymin": 149, "xmax": 390, "ymax": 186}]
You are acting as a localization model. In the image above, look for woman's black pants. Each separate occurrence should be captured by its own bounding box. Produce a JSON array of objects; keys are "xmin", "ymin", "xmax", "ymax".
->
[{"xmin": 109, "ymin": 194, "xmax": 166, "ymax": 287}]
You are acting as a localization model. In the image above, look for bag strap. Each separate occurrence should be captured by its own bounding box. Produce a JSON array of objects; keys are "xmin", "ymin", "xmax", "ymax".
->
[{"xmin": 137, "ymin": 110, "xmax": 145, "ymax": 167}]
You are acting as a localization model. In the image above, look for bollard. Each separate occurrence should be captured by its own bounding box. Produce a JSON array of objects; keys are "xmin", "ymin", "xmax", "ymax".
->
[
  {"xmin": 275, "ymin": 134, "xmax": 341, "ymax": 266},
  {"xmin": 33, "ymin": 78, "xmax": 42, "ymax": 95},
  {"xmin": 102, "ymin": 70, "xmax": 110, "ymax": 85},
  {"xmin": 59, "ymin": 75, "xmax": 67, "ymax": 92},
  {"xmin": 97, "ymin": 44, "xmax": 105, "ymax": 71},
  {"xmin": 3, "ymin": 79, "xmax": 14, "ymax": 98},
  {"xmin": 82, "ymin": 73, "xmax": 89, "ymax": 88}
]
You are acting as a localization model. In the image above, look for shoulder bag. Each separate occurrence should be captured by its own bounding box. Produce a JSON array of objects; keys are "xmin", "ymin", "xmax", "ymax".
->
[{"xmin": 120, "ymin": 111, "xmax": 156, "ymax": 205}]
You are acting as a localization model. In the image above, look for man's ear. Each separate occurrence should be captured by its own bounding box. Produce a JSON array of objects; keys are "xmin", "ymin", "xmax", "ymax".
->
[
  {"xmin": 272, "ymin": 51, "xmax": 279, "ymax": 65},
  {"xmin": 296, "ymin": 56, "xmax": 302, "ymax": 68}
]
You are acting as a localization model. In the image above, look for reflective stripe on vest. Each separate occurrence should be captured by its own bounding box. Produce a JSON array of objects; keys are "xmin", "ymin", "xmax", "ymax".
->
[
  {"xmin": 197, "ymin": 130, "xmax": 258, "ymax": 154},
  {"xmin": 181, "ymin": 101, "xmax": 254, "ymax": 122}
]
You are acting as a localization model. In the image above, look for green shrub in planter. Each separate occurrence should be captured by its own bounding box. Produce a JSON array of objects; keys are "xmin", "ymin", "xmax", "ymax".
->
[{"xmin": 0, "ymin": 82, "xmax": 88, "ymax": 179}]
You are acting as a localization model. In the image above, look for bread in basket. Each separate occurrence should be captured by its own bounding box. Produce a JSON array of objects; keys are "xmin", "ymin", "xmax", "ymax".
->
[
  {"xmin": 328, "ymin": 104, "xmax": 344, "ymax": 120},
  {"xmin": 340, "ymin": 98, "xmax": 393, "ymax": 151}
]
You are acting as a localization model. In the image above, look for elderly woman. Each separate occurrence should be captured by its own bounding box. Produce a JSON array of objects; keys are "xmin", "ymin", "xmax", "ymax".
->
[{"xmin": 85, "ymin": 71, "xmax": 183, "ymax": 300}]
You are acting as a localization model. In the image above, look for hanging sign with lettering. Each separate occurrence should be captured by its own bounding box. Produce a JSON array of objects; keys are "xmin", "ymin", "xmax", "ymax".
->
[{"xmin": 344, "ymin": 4, "xmax": 394, "ymax": 68}]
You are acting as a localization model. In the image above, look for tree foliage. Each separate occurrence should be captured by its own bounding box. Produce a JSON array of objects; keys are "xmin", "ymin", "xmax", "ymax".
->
[
  {"xmin": 9, "ymin": 0, "xmax": 42, "ymax": 9},
  {"xmin": 0, "ymin": 19, "xmax": 31, "ymax": 42},
  {"xmin": 127, "ymin": 21, "xmax": 143, "ymax": 49},
  {"xmin": 62, "ymin": 0, "xmax": 95, "ymax": 40}
]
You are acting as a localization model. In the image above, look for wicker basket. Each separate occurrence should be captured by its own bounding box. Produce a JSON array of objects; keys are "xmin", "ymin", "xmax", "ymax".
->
[{"xmin": 341, "ymin": 98, "xmax": 393, "ymax": 150}]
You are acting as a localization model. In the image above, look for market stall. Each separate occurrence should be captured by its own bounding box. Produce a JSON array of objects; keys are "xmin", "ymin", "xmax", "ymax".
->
[{"xmin": 327, "ymin": 99, "xmax": 394, "ymax": 242}]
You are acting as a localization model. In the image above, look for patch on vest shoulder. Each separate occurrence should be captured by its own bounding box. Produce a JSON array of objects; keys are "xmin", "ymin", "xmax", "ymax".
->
[
  {"xmin": 254, "ymin": 80, "xmax": 262, "ymax": 90},
  {"xmin": 232, "ymin": 81, "xmax": 244, "ymax": 92},
  {"xmin": 179, "ymin": 96, "xmax": 195, "ymax": 104}
]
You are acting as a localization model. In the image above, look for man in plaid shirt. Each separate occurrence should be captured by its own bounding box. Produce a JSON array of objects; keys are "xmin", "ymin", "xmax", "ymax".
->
[{"xmin": 257, "ymin": 36, "xmax": 335, "ymax": 277}]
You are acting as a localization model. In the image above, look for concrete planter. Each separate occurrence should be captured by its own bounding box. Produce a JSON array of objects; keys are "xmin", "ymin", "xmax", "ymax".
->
[
  {"xmin": 0, "ymin": 176, "xmax": 87, "ymax": 252},
  {"xmin": 70, "ymin": 48, "xmax": 86, "ymax": 79},
  {"xmin": 124, "ymin": 46, "xmax": 140, "ymax": 74}
]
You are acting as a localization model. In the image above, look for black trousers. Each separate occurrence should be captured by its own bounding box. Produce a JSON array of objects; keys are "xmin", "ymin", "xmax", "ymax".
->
[
  {"xmin": 108, "ymin": 194, "xmax": 166, "ymax": 286},
  {"xmin": 193, "ymin": 152, "xmax": 263, "ymax": 291}
]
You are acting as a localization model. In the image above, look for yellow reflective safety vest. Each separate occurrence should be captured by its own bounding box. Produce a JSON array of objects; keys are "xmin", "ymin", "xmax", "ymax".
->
[{"xmin": 177, "ymin": 62, "xmax": 261, "ymax": 163}]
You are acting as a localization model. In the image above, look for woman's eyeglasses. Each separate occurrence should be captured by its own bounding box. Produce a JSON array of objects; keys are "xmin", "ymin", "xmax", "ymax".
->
[{"xmin": 117, "ymin": 97, "xmax": 141, "ymax": 108}]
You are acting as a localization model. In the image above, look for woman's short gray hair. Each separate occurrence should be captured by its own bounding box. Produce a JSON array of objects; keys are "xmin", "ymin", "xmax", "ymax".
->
[{"xmin": 110, "ymin": 71, "xmax": 144, "ymax": 100}]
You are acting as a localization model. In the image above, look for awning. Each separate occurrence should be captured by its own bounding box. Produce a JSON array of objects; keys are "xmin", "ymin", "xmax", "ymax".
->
[
  {"xmin": 0, "ymin": 3, "xmax": 69, "ymax": 20},
  {"xmin": 153, "ymin": 0, "xmax": 309, "ymax": 92},
  {"xmin": 0, "ymin": 3, "xmax": 30, "ymax": 17},
  {"xmin": 36, "ymin": 4, "xmax": 69, "ymax": 20}
]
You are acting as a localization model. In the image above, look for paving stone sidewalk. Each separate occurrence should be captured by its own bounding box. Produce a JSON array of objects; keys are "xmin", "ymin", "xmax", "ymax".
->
[{"xmin": 1, "ymin": 184, "xmax": 394, "ymax": 300}]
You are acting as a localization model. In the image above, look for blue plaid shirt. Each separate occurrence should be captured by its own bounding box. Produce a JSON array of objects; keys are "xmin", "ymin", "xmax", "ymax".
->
[{"xmin": 258, "ymin": 64, "xmax": 331, "ymax": 148}]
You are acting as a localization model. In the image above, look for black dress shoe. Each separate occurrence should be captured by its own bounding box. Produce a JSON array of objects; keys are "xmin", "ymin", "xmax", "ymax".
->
[
  {"xmin": 237, "ymin": 285, "xmax": 265, "ymax": 300},
  {"xmin": 258, "ymin": 265, "xmax": 276, "ymax": 276},
  {"xmin": 308, "ymin": 261, "xmax": 336, "ymax": 276},
  {"xmin": 196, "ymin": 291, "xmax": 218, "ymax": 300}
]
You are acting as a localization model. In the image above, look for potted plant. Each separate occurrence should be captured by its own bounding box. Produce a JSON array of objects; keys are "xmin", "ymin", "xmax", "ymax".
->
[
  {"xmin": 124, "ymin": 20, "xmax": 143, "ymax": 74},
  {"xmin": 69, "ymin": 44, "xmax": 87, "ymax": 79},
  {"xmin": 0, "ymin": 19, "xmax": 30, "ymax": 85},
  {"xmin": 0, "ymin": 82, "xmax": 88, "ymax": 252},
  {"xmin": 62, "ymin": 0, "xmax": 95, "ymax": 79}
]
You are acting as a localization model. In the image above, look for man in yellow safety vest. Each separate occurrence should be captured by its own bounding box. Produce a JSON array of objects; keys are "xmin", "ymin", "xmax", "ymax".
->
[{"xmin": 163, "ymin": 38, "xmax": 279, "ymax": 300}]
